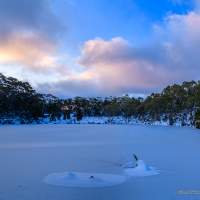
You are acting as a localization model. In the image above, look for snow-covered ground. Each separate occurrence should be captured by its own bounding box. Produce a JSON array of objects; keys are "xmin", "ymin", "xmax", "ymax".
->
[
  {"xmin": 0, "ymin": 115, "xmax": 193, "ymax": 128},
  {"xmin": 0, "ymin": 124, "xmax": 199, "ymax": 200},
  {"xmin": 44, "ymin": 115, "xmax": 193, "ymax": 127}
]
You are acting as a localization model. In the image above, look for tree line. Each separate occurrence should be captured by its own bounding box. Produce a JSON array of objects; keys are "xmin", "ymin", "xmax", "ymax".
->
[{"xmin": 1, "ymin": 73, "xmax": 200, "ymax": 128}]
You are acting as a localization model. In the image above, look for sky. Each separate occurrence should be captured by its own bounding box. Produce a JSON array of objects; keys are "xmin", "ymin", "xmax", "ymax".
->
[{"xmin": 0, "ymin": 0, "xmax": 200, "ymax": 97}]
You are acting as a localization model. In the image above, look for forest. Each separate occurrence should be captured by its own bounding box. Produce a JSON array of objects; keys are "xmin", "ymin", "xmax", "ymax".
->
[{"xmin": 1, "ymin": 73, "xmax": 200, "ymax": 128}]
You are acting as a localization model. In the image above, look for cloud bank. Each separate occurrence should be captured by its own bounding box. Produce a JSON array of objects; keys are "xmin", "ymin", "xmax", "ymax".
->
[
  {"xmin": 1, "ymin": 0, "xmax": 200, "ymax": 97},
  {"xmin": 44, "ymin": 9, "xmax": 200, "ymax": 97}
]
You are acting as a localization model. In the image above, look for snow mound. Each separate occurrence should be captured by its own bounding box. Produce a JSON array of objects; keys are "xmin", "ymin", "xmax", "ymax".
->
[
  {"xmin": 44, "ymin": 172, "xmax": 126, "ymax": 188},
  {"xmin": 44, "ymin": 160, "xmax": 159, "ymax": 188},
  {"xmin": 124, "ymin": 160, "xmax": 160, "ymax": 177}
]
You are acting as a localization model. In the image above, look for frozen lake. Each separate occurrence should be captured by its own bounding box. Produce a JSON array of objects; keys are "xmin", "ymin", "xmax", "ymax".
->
[{"xmin": 0, "ymin": 124, "xmax": 199, "ymax": 200}]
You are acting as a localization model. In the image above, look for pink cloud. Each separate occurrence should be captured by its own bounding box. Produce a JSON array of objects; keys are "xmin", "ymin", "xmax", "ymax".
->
[
  {"xmin": 0, "ymin": 32, "xmax": 58, "ymax": 70},
  {"xmin": 77, "ymin": 37, "xmax": 181, "ymax": 93}
]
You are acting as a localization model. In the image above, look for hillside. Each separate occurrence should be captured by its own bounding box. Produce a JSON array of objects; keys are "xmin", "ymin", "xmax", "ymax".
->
[{"xmin": 1, "ymin": 73, "xmax": 200, "ymax": 128}]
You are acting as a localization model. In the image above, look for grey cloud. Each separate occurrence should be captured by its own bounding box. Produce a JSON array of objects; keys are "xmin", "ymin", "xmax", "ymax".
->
[
  {"xmin": 38, "ymin": 79, "xmax": 154, "ymax": 98},
  {"xmin": 0, "ymin": 0, "xmax": 64, "ymax": 41}
]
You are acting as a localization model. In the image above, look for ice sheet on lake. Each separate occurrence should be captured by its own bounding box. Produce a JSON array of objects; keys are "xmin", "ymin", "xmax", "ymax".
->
[
  {"xmin": 1, "ymin": 124, "xmax": 199, "ymax": 199},
  {"xmin": 44, "ymin": 172, "xmax": 126, "ymax": 188},
  {"xmin": 124, "ymin": 160, "xmax": 160, "ymax": 177}
]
